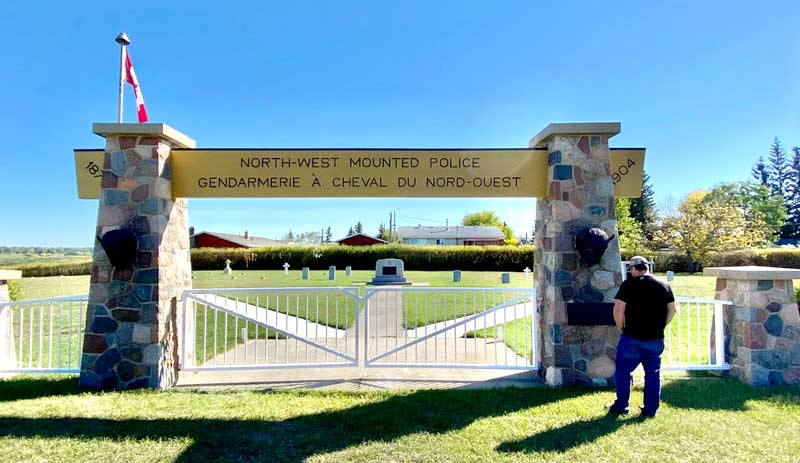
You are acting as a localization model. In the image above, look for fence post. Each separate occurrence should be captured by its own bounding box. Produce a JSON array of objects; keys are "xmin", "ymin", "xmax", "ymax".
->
[
  {"xmin": 705, "ymin": 266, "xmax": 800, "ymax": 386},
  {"xmin": 532, "ymin": 123, "xmax": 624, "ymax": 386},
  {"xmin": 0, "ymin": 271, "xmax": 21, "ymax": 376},
  {"xmin": 79, "ymin": 124, "xmax": 195, "ymax": 391},
  {"xmin": 714, "ymin": 302, "xmax": 725, "ymax": 368}
]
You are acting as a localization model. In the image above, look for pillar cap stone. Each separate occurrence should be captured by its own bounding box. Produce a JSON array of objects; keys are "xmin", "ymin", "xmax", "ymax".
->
[
  {"xmin": 92, "ymin": 123, "xmax": 196, "ymax": 149},
  {"xmin": 703, "ymin": 266, "xmax": 800, "ymax": 280},
  {"xmin": 529, "ymin": 122, "xmax": 621, "ymax": 148},
  {"xmin": 0, "ymin": 270, "xmax": 22, "ymax": 280}
]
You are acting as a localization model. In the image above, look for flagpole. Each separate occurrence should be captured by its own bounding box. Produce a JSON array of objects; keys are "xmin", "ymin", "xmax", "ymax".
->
[{"xmin": 115, "ymin": 33, "xmax": 131, "ymax": 123}]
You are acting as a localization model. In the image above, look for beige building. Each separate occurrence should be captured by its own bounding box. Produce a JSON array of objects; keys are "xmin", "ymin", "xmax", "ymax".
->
[{"xmin": 397, "ymin": 225, "xmax": 504, "ymax": 246}]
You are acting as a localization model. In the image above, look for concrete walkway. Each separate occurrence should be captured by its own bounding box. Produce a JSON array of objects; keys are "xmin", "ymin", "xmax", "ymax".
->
[{"xmin": 177, "ymin": 289, "xmax": 540, "ymax": 390}]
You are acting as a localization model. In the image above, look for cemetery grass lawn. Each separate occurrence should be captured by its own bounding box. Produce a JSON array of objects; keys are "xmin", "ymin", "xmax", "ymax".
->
[
  {"xmin": 0, "ymin": 374, "xmax": 798, "ymax": 462},
  {"xmin": 10, "ymin": 271, "xmax": 728, "ymax": 302}
]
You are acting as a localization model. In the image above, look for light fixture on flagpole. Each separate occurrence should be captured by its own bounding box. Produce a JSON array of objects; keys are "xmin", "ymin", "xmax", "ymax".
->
[{"xmin": 115, "ymin": 33, "xmax": 131, "ymax": 123}]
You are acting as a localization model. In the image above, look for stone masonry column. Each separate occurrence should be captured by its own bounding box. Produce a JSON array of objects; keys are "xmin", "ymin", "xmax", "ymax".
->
[
  {"xmin": 79, "ymin": 123, "xmax": 195, "ymax": 390},
  {"xmin": 532, "ymin": 123, "xmax": 624, "ymax": 386},
  {"xmin": 705, "ymin": 266, "xmax": 800, "ymax": 386},
  {"xmin": 0, "ymin": 270, "xmax": 22, "ymax": 374}
]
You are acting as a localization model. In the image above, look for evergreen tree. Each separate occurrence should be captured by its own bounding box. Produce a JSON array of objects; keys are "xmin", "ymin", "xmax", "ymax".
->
[
  {"xmin": 324, "ymin": 227, "xmax": 333, "ymax": 243},
  {"xmin": 628, "ymin": 170, "xmax": 657, "ymax": 241},
  {"xmin": 783, "ymin": 147, "xmax": 800, "ymax": 238},
  {"xmin": 354, "ymin": 222, "xmax": 364, "ymax": 234},
  {"xmin": 347, "ymin": 226, "xmax": 355, "ymax": 236},
  {"xmin": 377, "ymin": 223, "xmax": 389, "ymax": 241},
  {"xmin": 751, "ymin": 156, "xmax": 769, "ymax": 186},
  {"xmin": 286, "ymin": 230, "xmax": 295, "ymax": 241},
  {"xmin": 768, "ymin": 137, "xmax": 788, "ymax": 197}
]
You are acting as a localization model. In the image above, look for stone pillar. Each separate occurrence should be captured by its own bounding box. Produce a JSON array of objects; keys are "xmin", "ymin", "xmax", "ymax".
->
[
  {"xmin": 79, "ymin": 123, "xmax": 195, "ymax": 390},
  {"xmin": 0, "ymin": 270, "xmax": 22, "ymax": 374},
  {"xmin": 705, "ymin": 266, "xmax": 800, "ymax": 386},
  {"xmin": 532, "ymin": 123, "xmax": 624, "ymax": 386}
]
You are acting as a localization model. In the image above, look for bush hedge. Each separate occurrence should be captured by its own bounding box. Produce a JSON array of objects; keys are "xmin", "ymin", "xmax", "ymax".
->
[
  {"xmin": 11, "ymin": 261, "xmax": 93, "ymax": 278},
  {"xmin": 621, "ymin": 248, "xmax": 800, "ymax": 272},
  {"xmin": 191, "ymin": 245, "xmax": 536, "ymax": 272},
  {"xmin": 12, "ymin": 246, "xmax": 800, "ymax": 276}
]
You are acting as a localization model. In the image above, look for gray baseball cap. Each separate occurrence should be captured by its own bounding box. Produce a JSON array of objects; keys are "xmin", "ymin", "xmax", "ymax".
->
[{"xmin": 630, "ymin": 256, "xmax": 650, "ymax": 266}]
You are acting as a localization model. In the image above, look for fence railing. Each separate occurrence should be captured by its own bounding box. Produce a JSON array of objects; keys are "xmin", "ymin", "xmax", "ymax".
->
[
  {"xmin": 181, "ymin": 287, "xmax": 361, "ymax": 371},
  {"xmin": 662, "ymin": 296, "xmax": 730, "ymax": 371},
  {"xmin": 0, "ymin": 295, "xmax": 88, "ymax": 374},
  {"xmin": 363, "ymin": 287, "xmax": 538, "ymax": 370}
]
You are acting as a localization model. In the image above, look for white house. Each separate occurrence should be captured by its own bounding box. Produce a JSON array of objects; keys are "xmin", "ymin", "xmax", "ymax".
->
[{"xmin": 397, "ymin": 225, "xmax": 504, "ymax": 246}]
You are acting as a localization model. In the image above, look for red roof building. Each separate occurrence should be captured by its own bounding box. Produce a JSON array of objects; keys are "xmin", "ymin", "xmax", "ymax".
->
[
  {"xmin": 190, "ymin": 230, "xmax": 288, "ymax": 249},
  {"xmin": 334, "ymin": 233, "xmax": 388, "ymax": 246}
]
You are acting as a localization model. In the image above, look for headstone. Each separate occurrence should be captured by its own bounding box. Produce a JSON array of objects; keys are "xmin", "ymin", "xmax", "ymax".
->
[
  {"xmin": 328, "ymin": 266, "xmax": 336, "ymax": 280},
  {"xmin": 302, "ymin": 267, "xmax": 310, "ymax": 280},
  {"xmin": 223, "ymin": 259, "xmax": 232, "ymax": 275},
  {"xmin": 501, "ymin": 273, "xmax": 510, "ymax": 284},
  {"xmin": 345, "ymin": 266, "xmax": 352, "ymax": 276},
  {"xmin": 666, "ymin": 271, "xmax": 674, "ymax": 282},
  {"xmin": 283, "ymin": 262, "xmax": 290, "ymax": 275},
  {"xmin": 523, "ymin": 267, "xmax": 531, "ymax": 280},
  {"xmin": 369, "ymin": 258, "xmax": 411, "ymax": 285},
  {"xmin": 453, "ymin": 270, "xmax": 461, "ymax": 283}
]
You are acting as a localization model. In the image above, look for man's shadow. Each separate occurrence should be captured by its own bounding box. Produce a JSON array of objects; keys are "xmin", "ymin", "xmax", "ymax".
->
[{"xmin": 496, "ymin": 375, "xmax": 799, "ymax": 454}]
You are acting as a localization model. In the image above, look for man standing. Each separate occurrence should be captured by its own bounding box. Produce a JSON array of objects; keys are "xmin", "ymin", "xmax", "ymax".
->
[{"xmin": 607, "ymin": 256, "xmax": 676, "ymax": 417}]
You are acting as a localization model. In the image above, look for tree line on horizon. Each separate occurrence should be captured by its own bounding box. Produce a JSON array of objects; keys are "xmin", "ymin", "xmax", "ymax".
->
[{"xmin": 616, "ymin": 137, "xmax": 799, "ymax": 271}]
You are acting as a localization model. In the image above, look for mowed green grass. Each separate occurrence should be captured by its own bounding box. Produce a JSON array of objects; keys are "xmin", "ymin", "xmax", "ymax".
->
[{"xmin": 0, "ymin": 375, "xmax": 798, "ymax": 462}]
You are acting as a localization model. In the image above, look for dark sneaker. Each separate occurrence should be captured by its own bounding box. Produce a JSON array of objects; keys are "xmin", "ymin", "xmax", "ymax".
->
[
  {"xmin": 639, "ymin": 407, "xmax": 657, "ymax": 418},
  {"xmin": 604, "ymin": 403, "xmax": 629, "ymax": 415}
]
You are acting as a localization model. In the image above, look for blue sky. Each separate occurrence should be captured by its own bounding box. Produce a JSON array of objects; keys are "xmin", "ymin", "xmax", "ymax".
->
[{"xmin": 1, "ymin": 1, "xmax": 798, "ymax": 246}]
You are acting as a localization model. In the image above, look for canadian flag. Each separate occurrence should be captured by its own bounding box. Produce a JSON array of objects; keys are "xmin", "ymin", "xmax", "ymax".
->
[{"xmin": 124, "ymin": 48, "xmax": 149, "ymax": 123}]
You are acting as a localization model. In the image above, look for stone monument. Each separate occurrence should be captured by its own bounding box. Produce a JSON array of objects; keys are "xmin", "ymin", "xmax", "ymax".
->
[
  {"xmin": 79, "ymin": 123, "xmax": 195, "ymax": 390},
  {"xmin": 532, "ymin": 123, "xmax": 625, "ymax": 387},
  {"xmin": 369, "ymin": 258, "xmax": 411, "ymax": 285},
  {"xmin": 705, "ymin": 266, "xmax": 800, "ymax": 386}
]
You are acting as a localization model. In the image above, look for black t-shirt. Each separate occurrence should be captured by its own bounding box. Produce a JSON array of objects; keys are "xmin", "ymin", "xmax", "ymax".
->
[{"xmin": 615, "ymin": 274, "xmax": 675, "ymax": 340}]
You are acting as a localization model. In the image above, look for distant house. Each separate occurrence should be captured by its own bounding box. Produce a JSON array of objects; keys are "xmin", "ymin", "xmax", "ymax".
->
[
  {"xmin": 190, "ymin": 230, "xmax": 288, "ymax": 249},
  {"xmin": 335, "ymin": 233, "xmax": 388, "ymax": 246},
  {"xmin": 397, "ymin": 225, "xmax": 504, "ymax": 246}
]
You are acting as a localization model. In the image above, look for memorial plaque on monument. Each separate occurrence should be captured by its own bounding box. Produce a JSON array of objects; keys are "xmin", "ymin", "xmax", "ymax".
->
[{"xmin": 369, "ymin": 258, "xmax": 411, "ymax": 285}]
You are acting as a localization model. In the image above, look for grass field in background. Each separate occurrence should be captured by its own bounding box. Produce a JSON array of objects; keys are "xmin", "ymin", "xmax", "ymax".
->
[{"xmin": 0, "ymin": 375, "xmax": 797, "ymax": 462}]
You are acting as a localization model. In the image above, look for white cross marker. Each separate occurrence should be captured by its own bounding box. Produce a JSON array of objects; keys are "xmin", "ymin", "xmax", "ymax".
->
[{"xmin": 283, "ymin": 262, "xmax": 290, "ymax": 275}]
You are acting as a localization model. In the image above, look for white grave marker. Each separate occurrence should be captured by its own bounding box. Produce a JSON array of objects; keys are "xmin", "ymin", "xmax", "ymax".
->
[
  {"xmin": 223, "ymin": 259, "xmax": 232, "ymax": 275},
  {"xmin": 283, "ymin": 262, "xmax": 290, "ymax": 275},
  {"xmin": 524, "ymin": 267, "xmax": 531, "ymax": 280}
]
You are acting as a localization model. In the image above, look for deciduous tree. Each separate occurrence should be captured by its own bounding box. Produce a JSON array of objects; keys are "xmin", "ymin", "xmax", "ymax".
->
[
  {"xmin": 615, "ymin": 198, "xmax": 646, "ymax": 252},
  {"xmin": 461, "ymin": 210, "xmax": 517, "ymax": 245},
  {"xmin": 658, "ymin": 190, "xmax": 768, "ymax": 272}
]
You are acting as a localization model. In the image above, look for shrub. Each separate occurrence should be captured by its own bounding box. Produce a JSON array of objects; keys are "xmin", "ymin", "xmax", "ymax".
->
[
  {"xmin": 7, "ymin": 280, "xmax": 23, "ymax": 301},
  {"xmin": 191, "ymin": 245, "xmax": 536, "ymax": 272}
]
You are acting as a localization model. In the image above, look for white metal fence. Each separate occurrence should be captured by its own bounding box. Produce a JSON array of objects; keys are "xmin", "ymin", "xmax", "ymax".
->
[
  {"xmin": 0, "ymin": 295, "xmax": 88, "ymax": 374},
  {"xmin": 363, "ymin": 287, "xmax": 538, "ymax": 370},
  {"xmin": 181, "ymin": 288, "xmax": 361, "ymax": 371},
  {"xmin": 662, "ymin": 296, "xmax": 730, "ymax": 371},
  {"xmin": 0, "ymin": 290, "xmax": 729, "ymax": 377}
]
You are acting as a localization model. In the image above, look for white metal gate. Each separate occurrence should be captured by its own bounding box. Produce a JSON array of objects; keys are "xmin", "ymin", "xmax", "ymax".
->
[
  {"xmin": 363, "ymin": 287, "xmax": 538, "ymax": 370},
  {"xmin": 180, "ymin": 287, "xmax": 360, "ymax": 371},
  {"xmin": 662, "ymin": 296, "xmax": 730, "ymax": 371}
]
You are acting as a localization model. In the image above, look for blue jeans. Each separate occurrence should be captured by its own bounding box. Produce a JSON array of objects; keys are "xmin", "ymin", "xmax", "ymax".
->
[{"xmin": 613, "ymin": 335, "xmax": 665, "ymax": 415}]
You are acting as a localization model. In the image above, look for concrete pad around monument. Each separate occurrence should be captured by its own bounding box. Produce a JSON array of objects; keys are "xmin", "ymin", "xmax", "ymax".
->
[{"xmin": 0, "ymin": 270, "xmax": 22, "ymax": 281}]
